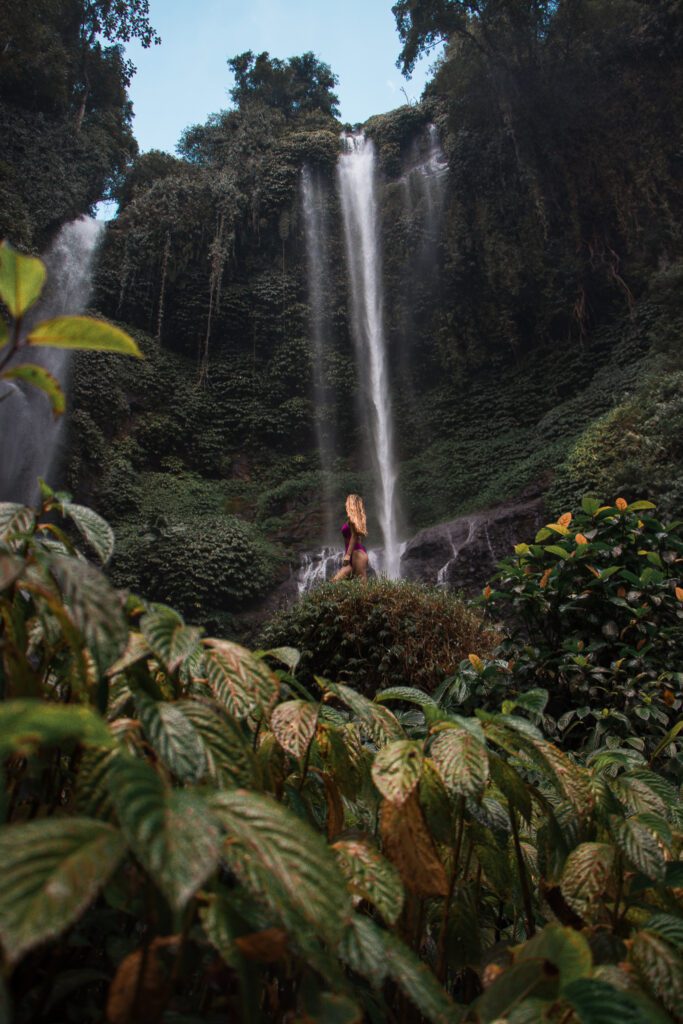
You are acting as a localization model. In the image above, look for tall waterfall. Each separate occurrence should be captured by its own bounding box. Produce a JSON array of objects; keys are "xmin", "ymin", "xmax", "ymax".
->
[
  {"xmin": 338, "ymin": 133, "xmax": 401, "ymax": 579},
  {"xmin": 300, "ymin": 166, "xmax": 335, "ymax": 540},
  {"xmin": 0, "ymin": 216, "xmax": 104, "ymax": 503}
]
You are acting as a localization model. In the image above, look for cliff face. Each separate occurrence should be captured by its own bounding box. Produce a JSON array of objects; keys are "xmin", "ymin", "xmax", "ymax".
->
[{"xmin": 58, "ymin": 4, "xmax": 683, "ymax": 633}]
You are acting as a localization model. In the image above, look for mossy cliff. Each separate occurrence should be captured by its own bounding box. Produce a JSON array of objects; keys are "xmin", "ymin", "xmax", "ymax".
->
[{"xmin": 58, "ymin": 7, "xmax": 683, "ymax": 630}]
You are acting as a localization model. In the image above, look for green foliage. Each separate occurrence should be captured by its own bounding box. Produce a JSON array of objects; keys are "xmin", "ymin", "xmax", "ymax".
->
[
  {"xmin": 477, "ymin": 496, "xmax": 683, "ymax": 767},
  {"xmin": 261, "ymin": 578, "xmax": 497, "ymax": 696},
  {"xmin": 228, "ymin": 50, "xmax": 340, "ymax": 118}
]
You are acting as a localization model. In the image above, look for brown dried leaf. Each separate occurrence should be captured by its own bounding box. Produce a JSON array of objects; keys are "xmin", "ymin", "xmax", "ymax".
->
[
  {"xmin": 234, "ymin": 927, "xmax": 289, "ymax": 963},
  {"xmin": 106, "ymin": 935, "xmax": 178, "ymax": 1024},
  {"xmin": 380, "ymin": 792, "xmax": 448, "ymax": 897}
]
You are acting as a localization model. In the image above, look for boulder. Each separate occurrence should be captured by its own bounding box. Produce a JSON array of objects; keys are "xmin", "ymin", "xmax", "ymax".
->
[{"xmin": 400, "ymin": 492, "xmax": 546, "ymax": 594}]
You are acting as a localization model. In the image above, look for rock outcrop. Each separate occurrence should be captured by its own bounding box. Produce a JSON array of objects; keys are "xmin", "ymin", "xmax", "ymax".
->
[{"xmin": 400, "ymin": 492, "xmax": 546, "ymax": 594}]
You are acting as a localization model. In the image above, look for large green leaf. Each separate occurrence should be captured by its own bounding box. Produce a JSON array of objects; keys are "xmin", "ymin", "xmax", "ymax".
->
[
  {"xmin": 0, "ymin": 503, "xmax": 35, "ymax": 541},
  {"xmin": 430, "ymin": 725, "xmax": 489, "ymax": 798},
  {"xmin": 515, "ymin": 924, "xmax": 592, "ymax": 990},
  {"xmin": 140, "ymin": 605, "xmax": 202, "ymax": 673},
  {"xmin": 332, "ymin": 839, "xmax": 404, "ymax": 924},
  {"xmin": 1, "ymin": 364, "xmax": 64, "ymax": 417},
  {"xmin": 610, "ymin": 776, "xmax": 667, "ymax": 819},
  {"xmin": 50, "ymin": 555, "xmax": 128, "ymax": 675},
  {"xmin": 561, "ymin": 843, "xmax": 615, "ymax": 919},
  {"xmin": 62, "ymin": 503, "xmax": 115, "ymax": 565},
  {"xmin": 177, "ymin": 700, "xmax": 255, "ymax": 788},
  {"xmin": 374, "ymin": 686, "xmax": 439, "ymax": 708},
  {"xmin": 563, "ymin": 978, "xmax": 650, "ymax": 1024},
  {"xmin": 204, "ymin": 638, "xmax": 280, "ymax": 721},
  {"xmin": 340, "ymin": 916, "xmax": 459, "ymax": 1023},
  {"xmin": 271, "ymin": 699, "xmax": 318, "ymax": 758},
  {"xmin": 0, "ymin": 242, "xmax": 46, "ymax": 317},
  {"xmin": 0, "ymin": 817, "xmax": 126, "ymax": 963},
  {"xmin": 323, "ymin": 681, "xmax": 403, "ymax": 745},
  {"xmin": 611, "ymin": 815, "xmax": 666, "ymax": 883},
  {"xmin": 210, "ymin": 789, "xmax": 351, "ymax": 946},
  {"xmin": 74, "ymin": 747, "xmax": 120, "ymax": 822},
  {"xmin": 0, "ymin": 699, "xmax": 113, "ymax": 757},
  {"xmin": 27, "ymin": 315, "xmax": 142, "ymax": 356},
  {"xmin": 136, "ymin": 692, "xmax": 207, "ymax": 782},
  {"xmin": 629, "ymin": 930, "xmax": 683, "ymax": 1017},
  {"xmin": 110, "ymin": 755, "xmax": 220, "ymax": 911},
  {"xmin": 371, "ymin": 739, "xmax": 424, "ymax": 805},
  {"xmin": 645, "ymin": 914, "xmax": 683, "ymax": 952}
]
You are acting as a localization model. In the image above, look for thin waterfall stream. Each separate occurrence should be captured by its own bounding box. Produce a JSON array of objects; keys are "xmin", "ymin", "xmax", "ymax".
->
[
  {"xmin": 337, "ymin": 132, "xmax": 401, "ymax": 579},
  {"xmin": 0, "ymin": 216, "xmax": 104, "ymax": 503}
]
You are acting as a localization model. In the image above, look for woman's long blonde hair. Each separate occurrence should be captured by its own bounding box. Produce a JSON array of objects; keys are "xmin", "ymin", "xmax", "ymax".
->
[{"xmin": 345, "ymin": 494, "xmax": 367, "ymax": 537}]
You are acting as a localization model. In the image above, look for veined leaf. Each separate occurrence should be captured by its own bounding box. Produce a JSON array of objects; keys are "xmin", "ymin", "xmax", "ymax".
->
[
  {"xmin": 374, "ymin": 686, "xmax": 439, "ymax": 708},
  {"xmin": 609, "ymin": 776, "xmax": 667, "ymax": 819},
  {"xmin": 0, "ymin": 242, "xmax": 46, "ymax": 317},
  {"xmin": 0, "ymin": 699, "xmax": 113, "ymax": 757},
  {"xmin": 561, "ymin": 842, "xmax": 615, "ymax": 919},
  {"xmin": 50, "ymin": 556, "xmax": 128, "ymax": 675},
  {"xmin": 646, "ymin": 914, "xmax": 683, "ymax": 952},
  {"xmin": 563, "ymin": 978, "xmax": 651, "ymax": 1024},
  {"xmin": 0, "ymin": 817, "xmax": 126, "ymax": 963},
  {"xmin": 1, "ymin": 363, "xmax": 64, "ymax": 416},
  {"xmin": 271, "ymin": 699, "xmax": 318, "ymax": 758},
  {"xmin": 177, "ymin": 700, "xmax": 255, "ymax": 788},
  {"xmin": 488, "ymin": 753, "xmax": 532, "ymax": 822},
  {"xmin": 324, "ymin": 681, "xmax": 403, "ymax": 745},
  {"xmin": 380, "ymin": 792, "xmax": 448, "ymax": 897},
  {"xmin": 74, "ymin": 747, "xmax": 120, "ymax": 822},
  {"xmin": 629, "ymin": 930, "xmax": 683, "ymax": 1017},
  {"xmin": 27, "ymin": 315, "xmax": 142, "ymax": 356},
  {"xmin": 136, "ymin": 692, "xmax": 207, "ymax": 783},
  {"xmin": 62, "ymin": 503, "xmax": 114, "ymax": 564},
  {"xmin": 0, "ymin": 502, "xmax": 35, "ymax": 541},
  {"xmin": 372, "ymin": 740, "xmax": 424, "ymax": 806},
  {"xmin": 106, "ymin": 632, "xmax": 150, "ymax": 678},
  {"xmin": 429, "ymin": 725, "xmax": 489, "ymax": 798},
  {"xmin": 611, "ymin": 815, "xmax": 666, "ymax": 882},
  {"xmin": 515, "ymin": 924, "xmax": 592, "ymax": 990},
  {"xmin": 332, "ymin": 839, "xmax": 404, "ymax": 924},
  {"xmin": 140, "ymin": 605, "xmax": 202, "ymax": 673},
  {"xmin": 210, "ymin": 789, "xmax": 351, "ymax": 946},
  {"xmin": 110, "ymin": 755, "xmax": 220, "ymax": 911},
  {"xmin": 204, "ymin": 638, "xmax": 279, "ymax": 721}
]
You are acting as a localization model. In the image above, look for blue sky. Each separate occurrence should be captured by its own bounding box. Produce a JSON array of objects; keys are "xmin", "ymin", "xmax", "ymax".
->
[{"xmin": 123, "ymin": 0, "xmax": 439, "ymax": 154}]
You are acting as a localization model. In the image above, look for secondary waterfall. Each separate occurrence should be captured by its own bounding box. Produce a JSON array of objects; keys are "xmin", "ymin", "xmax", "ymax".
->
[
  {"xmin": 0, "ymin": 216, "xmax": 104, "ymax": 503},
  {"xmin": 338, "ymin": 133, "xmax": 401, "ymax": 579},
  {"xmin": 300, "ymin": 165, "xmax": 336, "ymax": 539}
]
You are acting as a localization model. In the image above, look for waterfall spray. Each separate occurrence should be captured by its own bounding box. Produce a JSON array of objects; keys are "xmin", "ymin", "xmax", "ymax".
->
[
  {"xmin": 337, "ymin": 133, "xmax": 401, "ymax": 579},
  {"xmin": 0, "ymin": 216, "xmax": 104, "ymax": 503}
]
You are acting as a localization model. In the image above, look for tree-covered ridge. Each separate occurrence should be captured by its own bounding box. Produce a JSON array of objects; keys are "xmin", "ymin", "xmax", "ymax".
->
[{"xmin": 0, "ymin": 0, "xmax": 159, "ymax": 247}]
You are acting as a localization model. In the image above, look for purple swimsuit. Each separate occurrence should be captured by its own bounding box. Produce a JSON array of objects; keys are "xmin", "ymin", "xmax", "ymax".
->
[{"xmin": 342, "ymin": 522, "xmax": 367, "ymax": 555}]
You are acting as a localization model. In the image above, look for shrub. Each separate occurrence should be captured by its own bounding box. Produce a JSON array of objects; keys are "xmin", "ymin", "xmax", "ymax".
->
[{"xmin": 260, "ymin": 578, "xmax": 497, "ymax": 695}]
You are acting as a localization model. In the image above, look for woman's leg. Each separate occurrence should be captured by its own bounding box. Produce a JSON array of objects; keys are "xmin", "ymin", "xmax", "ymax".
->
[
  {"xmin": 352, "ymin": 549, "xmax": 368, "ymax": 584},
  {"xmin": 332, "ymin": 563, "xmax": 353, "ymax": 582}
]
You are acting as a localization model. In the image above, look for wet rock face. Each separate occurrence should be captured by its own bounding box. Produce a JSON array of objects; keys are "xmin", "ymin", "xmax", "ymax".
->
[{"xmin": 400, "ymin": 494, "xmax": 546, "ymax": 594}]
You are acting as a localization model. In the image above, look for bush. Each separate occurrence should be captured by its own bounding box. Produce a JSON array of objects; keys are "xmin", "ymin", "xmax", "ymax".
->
[{"xmin": 260, "ymin": 578, "xmax": 496, "ymax": 696}]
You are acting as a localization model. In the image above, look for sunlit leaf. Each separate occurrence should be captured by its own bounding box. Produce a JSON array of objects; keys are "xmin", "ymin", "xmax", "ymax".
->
[
  {"xmin": 0, "ymin": 503, "xmax": 35, "ymax": 541},
  {"xmin": 0, "ymin": 242, "xmax": 46, "ymax": 317},
  {"xmin": 27, "ymin": 315, "xmax": 142, "ymax": 356},
  {"xmin": 1, "ymin": 363, "xmax": 65, "ymax": 416},
  {"xmin": 372, "ymin": 740, "xmax": 424, "ymax": 805},
  {"xmin": 62, "ymin": 503, "xmax": 115, "ymax": 564},
  {"xmin": 429, "ymin": 725, "xmax": 488, "ymax": 798},
  {"xmin": 271, "ymin": 699, "xmax": 318, "ymax": 758}
]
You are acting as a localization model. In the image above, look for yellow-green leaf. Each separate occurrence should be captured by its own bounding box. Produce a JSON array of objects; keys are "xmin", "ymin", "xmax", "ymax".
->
[
  {"xmin": 27, "ymin": 315, "xmax": 142, "ymax": 357},
  {"xmin": 0, "ymin": 242, "xmax": 46, "ymax": 318},
  {"xmin": 371, "ymin": 740, "xmax": 424, "ymax": 806},
  {"xmin": 1, "ymin": 363, "xmax": 65, "ymax": 416}
]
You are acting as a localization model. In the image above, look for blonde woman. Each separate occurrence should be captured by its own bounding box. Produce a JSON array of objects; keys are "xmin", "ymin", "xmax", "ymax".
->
[{"xmin": 333, "ymin": 494, "xmax": 369, "ymax": 583}]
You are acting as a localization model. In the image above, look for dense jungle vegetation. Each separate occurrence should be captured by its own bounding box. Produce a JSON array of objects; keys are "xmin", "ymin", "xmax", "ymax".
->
[{"xmin": 1, "ymin": 1, "xmax": 683, "ymax": 1021}]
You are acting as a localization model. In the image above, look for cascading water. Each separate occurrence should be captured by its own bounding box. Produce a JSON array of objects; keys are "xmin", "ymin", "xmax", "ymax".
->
[
  {"xmin": 338, "ymin": 133, "xmax": 401, "ymax": 579},
  {"xmin": 0, "ymin": 216, "xmax": 104, "ymax": 503},
  {"xmin": 300, "ymin": 165, "xmax": 336, "ymax": 540}
]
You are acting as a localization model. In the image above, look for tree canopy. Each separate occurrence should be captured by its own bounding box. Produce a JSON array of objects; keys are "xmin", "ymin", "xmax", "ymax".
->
[{"xmin": 227, "ymin": 50, "xmax": 340, "ymax": 118}]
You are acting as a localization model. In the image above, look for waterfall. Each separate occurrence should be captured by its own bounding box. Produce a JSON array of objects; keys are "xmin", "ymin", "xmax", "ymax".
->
[
  {"xmin": 300, "ymin": 166, "xmax": 336, "ymax": 540},
  {"xmin": 337, "ymin": 133, "xmax": 401, "ymax": 579},
  {"xmin": 0, "ymin": 216, "xmax": 104, "ymax": 504}
]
